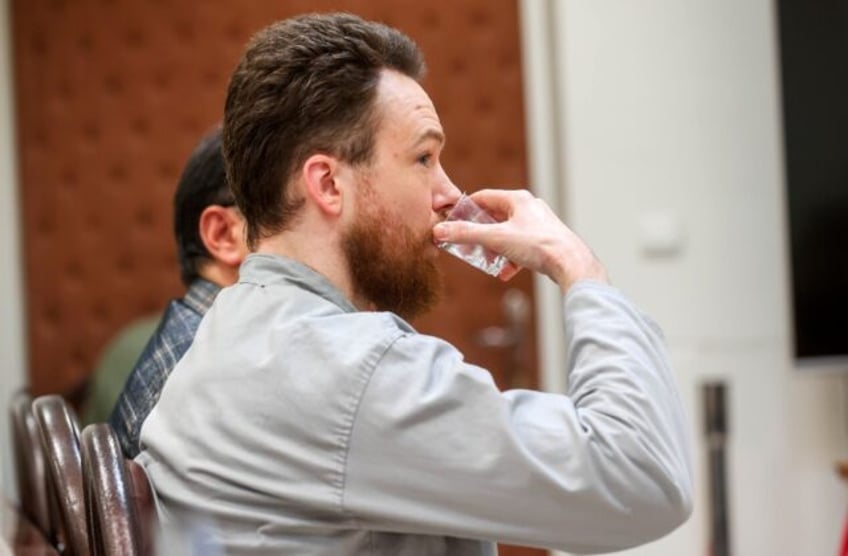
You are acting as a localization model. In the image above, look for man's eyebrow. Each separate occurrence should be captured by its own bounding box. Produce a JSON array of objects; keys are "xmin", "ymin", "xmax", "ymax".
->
[{"xmin": 412, "ymin": 128, "xmax": 446, "ymax": 148}]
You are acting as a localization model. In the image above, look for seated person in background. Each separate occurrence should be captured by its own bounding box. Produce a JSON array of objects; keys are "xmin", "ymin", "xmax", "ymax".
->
[
  {"xmin": 138, "ymin": 13, "xmax": 692, "ymax": 555},
  {"xmin": 81, "ymin": 312, "xmax": 160, "ymax": 425},
  {"xmin": 111, "ymin": 128, "xmax": 247, "ymax": 457}
]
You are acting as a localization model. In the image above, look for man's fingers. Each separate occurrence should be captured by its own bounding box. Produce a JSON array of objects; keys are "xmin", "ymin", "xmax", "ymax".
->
[
  {"xmin": 433, "ymin": 220, "xmax": 483, "ymax": 244},
  {"xmin": 467, "ymin": 188, "xmax": 532, "ymax": 218},
  {"xmin": 496, "ymin": 261, "xmax": 521, "ymax": 282}
]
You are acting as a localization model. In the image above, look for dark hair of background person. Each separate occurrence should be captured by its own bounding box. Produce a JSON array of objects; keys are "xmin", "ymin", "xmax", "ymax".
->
[
  {"xmin": 222, "ymin": 12, "xmax": 425, "ymax": 249},
  {"xmin": 173, "ymin": 128, "xmax": 236, "ymax": 286}
]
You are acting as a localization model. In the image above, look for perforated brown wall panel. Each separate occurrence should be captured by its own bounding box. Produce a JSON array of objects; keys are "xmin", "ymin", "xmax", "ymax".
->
[
  {"xmin": 13, "ymin": 0, "xmax": 533, "ymax": 407},
  {"xmin": 14, "ymin": 3, "xmax": 538, "ymax": 553}
]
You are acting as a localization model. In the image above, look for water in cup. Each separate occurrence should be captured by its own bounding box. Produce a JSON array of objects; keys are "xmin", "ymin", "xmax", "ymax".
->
[
  {"xmin": 438, "ymin": 194, "xmax": 512, "ymax": 278},
  {"xmin": 440, "ymin": 241, "xmax": 509, "ymax": 277}
]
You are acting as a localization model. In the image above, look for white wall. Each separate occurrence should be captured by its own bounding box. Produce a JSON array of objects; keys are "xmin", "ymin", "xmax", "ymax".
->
[
  {"xmin": 0, "ymin": 0, "xmax": 28, "ymax": 501},
  {"xmin": 522, "ymin": 0, "xmax": 847, "ymax": 554}
]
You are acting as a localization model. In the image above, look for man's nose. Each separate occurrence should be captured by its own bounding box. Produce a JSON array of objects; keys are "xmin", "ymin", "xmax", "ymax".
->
[{"xmin": 434, "ymin": 171, "xmax": 462, "ymax": 213}]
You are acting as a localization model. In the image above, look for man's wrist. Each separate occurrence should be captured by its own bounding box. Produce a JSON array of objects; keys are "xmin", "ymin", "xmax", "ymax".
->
[{"xmin": 551, "ymin": 253, "xmax": 609, "ymax": 295}]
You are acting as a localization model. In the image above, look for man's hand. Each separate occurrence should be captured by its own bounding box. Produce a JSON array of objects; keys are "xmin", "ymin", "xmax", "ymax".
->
[{"xmin": 433, "ymin": 189, "xmax": 608, "ymax": 294}]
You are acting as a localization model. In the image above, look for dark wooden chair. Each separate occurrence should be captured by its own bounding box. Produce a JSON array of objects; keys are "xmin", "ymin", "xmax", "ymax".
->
[
  {"xmin": 10, "ymin": 391, "xmax": 52, "ymax": 538},
  {"xmin": 32, "ymin": 394, "xmax": 90, "ymax": 555},
  {"xmin": 0, "ymin": 495, "xmax": 59, "ymax": 555},
  {"xmin": 81, "ymin": 423, "xmax": 155, "ymax": 556}
]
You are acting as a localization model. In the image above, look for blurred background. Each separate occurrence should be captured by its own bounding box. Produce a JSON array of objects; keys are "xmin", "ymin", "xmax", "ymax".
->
[{"xmin": 0, "ymin": 1, "xmax": 846, "ymax": 555}]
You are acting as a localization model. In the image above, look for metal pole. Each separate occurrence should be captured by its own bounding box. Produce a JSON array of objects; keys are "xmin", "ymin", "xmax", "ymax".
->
[{"xmin": 703, "ymin": 382, "xmax": 731, "ymax": 556}]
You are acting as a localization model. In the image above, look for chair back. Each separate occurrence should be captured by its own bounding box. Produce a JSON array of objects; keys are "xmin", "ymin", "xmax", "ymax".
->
[
  {"xmin": 81, "ymin": 423, "xmax": 154, "ymax": 556},
  {"xmin": 10, "ymin": 391, "xmax": 52, "ymax": 537},
  {"xmin": 32, "ymin": 394, "xmax": 90, "ymax": 555}
]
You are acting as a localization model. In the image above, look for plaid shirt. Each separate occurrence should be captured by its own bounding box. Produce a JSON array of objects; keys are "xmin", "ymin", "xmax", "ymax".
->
[{"xmin": 110, "ymin": 279, "xmax": 221, "ymax": 457}]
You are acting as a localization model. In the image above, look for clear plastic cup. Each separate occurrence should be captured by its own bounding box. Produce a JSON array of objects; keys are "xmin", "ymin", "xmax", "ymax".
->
[{"xmin": 438, "ymin": 194, "xmax": 513, "ymax": 278}]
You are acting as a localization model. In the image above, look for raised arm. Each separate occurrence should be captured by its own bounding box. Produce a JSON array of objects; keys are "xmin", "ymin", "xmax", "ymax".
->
[{"xmin": 433, "ymin": 188, "xmax": 608, "ymax": 293}]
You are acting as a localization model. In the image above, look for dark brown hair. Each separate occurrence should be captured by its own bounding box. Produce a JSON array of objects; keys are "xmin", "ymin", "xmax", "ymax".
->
[
  {"xmin": 173, "ymin": 127, "xmax": 235, "ymax": 286},
  {"xmin": 222, "ymin": 12, "xmax": 425, "ymax": 249}
]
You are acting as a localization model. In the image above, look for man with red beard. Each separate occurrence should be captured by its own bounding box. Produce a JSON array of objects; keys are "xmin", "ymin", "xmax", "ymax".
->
[{"xmin": 137, "ymin": 13, "xmax": 693, "ymax": 556}]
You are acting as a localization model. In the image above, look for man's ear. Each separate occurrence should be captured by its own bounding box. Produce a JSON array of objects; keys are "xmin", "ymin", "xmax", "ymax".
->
[
  {"xmin": 301, "ymin": 153, "xmax": 345, "ymax": 217},
  {"xmin": 198, "ymin": 205, "xmax": 247, "ymax": 269}
]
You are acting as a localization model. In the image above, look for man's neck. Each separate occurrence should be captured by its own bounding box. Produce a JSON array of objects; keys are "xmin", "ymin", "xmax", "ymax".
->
[{"xmin": 197, "ymin": 264, "xmax": 236, "ymax": 288}]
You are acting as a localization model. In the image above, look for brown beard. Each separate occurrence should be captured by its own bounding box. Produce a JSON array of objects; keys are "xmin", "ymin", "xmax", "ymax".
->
[{"xmin": 342, "ymin": 196, "xmax": 443, "ymax": 321}]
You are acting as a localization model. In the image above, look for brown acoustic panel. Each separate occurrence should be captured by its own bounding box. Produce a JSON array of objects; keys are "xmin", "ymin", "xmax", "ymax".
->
[
  {"xmin": 13, "ymin": 0, "xmax": 535, "ymax": 419},
  {"xmin": 15, "ymin": 2, "xmax": 541, "ymax": 553}
]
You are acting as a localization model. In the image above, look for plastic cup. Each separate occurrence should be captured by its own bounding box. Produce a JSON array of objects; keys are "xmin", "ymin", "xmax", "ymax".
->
[{"xmin": 438, "ymin": 194, "xmax": 512, "ymax": 278}]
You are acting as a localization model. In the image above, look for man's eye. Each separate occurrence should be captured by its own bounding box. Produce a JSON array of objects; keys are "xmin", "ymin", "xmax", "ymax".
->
[{"xmin": 417, "ymin": 153, "xmax": 433, "ymax": 166}]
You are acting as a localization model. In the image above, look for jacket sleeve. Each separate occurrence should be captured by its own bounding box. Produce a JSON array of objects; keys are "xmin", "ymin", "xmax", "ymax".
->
[{"xmin": 342, "ymin": 281, "xmax": 693, "ymax": 554}]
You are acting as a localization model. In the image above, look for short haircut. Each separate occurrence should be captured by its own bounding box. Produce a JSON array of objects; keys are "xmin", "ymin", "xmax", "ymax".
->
[
  {"xmin": 222, "ymin": 12, "xmax": 425, "ymax": 249},
  {"xmin": 173, "ymin": 128, "xmax": 235, "ymax": 286}
]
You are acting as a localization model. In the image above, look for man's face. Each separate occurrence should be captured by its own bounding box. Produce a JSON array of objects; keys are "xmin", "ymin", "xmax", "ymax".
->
[{"xmin": 341, "ymin": 70, "xmax": 461, "ymax": 320}]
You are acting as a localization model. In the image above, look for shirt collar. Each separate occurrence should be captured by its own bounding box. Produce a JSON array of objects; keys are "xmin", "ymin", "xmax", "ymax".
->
[
  {"xmin": 183, "ymin": 278, "xmax": 222, "ymax": 316},
  {"xmin": 238, "ymin": 253, "xmax": 358, "ymax": 313}
]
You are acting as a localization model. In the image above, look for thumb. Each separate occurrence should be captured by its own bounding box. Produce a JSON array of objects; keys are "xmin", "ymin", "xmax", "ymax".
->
[{"xmin": 433, "ymin": 220, "xmax": 488, "ymax": 245}]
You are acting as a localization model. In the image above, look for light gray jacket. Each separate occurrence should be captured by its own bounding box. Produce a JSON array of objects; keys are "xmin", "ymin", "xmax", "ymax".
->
[{"xmin": 138, "ymin": 254, "xmax": 692, "ymax": 555}]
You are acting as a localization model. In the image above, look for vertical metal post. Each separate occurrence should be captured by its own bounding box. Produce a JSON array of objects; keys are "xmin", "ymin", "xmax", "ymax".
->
[{"xmin": 703, "ymin": 382, "xmax": 731, "ymax": 556}]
